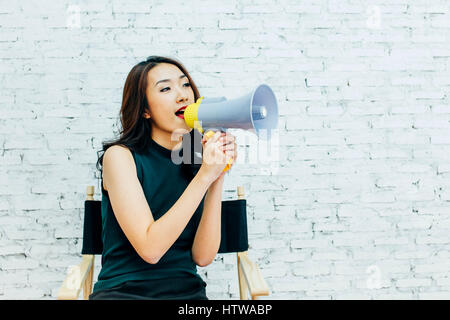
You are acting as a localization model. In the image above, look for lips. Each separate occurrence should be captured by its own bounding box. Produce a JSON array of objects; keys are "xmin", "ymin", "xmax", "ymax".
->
[
  {"xmin": 175, "ymin": 105, "xmax": 188, "ymax": 119},
  {"xmin": 176, "ymin": 106, "xmax": 188, "ymax": 113}
]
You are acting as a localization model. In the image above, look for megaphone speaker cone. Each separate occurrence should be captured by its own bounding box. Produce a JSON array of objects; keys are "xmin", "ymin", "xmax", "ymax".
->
[{"xmin": 183, "ymin": 84, "xmax": 278, "ymax": 138}]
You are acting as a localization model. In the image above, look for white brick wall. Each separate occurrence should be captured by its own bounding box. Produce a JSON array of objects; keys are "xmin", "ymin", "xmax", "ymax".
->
[{"xmin": 1, "ymin": 0, "xmax": 450, "ymax": 300}]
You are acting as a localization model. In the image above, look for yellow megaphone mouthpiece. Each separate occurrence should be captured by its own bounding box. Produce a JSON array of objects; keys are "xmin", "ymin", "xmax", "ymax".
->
[{"xmin": 184, "ymin": 96, "xmax": 204, "ymax": 134}]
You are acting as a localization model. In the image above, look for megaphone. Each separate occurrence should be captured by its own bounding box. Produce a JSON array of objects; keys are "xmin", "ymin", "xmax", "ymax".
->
[
  {"xmin": 183, "ymin": 84, "xmax": 278, "ymax": 173},
  {"xmin": 184, "ymin": 84, "xmax": 278, "ymax": 140}
]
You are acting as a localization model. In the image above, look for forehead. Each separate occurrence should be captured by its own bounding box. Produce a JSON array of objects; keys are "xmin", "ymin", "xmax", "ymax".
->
[{"xmin": 147, "ymin": 63, "xmax": 185, "ymax": 85}]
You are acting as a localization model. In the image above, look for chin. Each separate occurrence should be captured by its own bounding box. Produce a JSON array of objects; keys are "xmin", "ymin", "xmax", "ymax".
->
[{"xmin": 171, "ymin": 122, "xmax": 190, "ymax": 134}]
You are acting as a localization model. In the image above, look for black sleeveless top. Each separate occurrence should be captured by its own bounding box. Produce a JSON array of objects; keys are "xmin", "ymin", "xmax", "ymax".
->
[{"xmin": 92, "ymin": 134, "xmax": 206, "ymax": 293}]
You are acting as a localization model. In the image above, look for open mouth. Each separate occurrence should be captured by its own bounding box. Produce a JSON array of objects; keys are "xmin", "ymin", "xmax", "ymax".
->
[{"xmin": 175, "ymin": 106, "xmax": 187, "ymax": 119}]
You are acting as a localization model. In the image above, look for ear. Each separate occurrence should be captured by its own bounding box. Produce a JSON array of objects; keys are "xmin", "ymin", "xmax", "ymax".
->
[{"xmin": 143, "ymin": 112, "xmax": 151, "ymax": 119}]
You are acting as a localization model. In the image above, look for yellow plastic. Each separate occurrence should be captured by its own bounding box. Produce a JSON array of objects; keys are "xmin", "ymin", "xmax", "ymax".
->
[{"xmin": 184, "ymin": 96, "xmax": 204, "ymax": 134}]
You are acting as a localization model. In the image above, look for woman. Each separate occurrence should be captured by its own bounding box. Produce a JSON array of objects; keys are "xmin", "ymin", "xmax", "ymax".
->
[{"xmin": 90, "ymin": 56, "xmax": 237, "ymax": 300}]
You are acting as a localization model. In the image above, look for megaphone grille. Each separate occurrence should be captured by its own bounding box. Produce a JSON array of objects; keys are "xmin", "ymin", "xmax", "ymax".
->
[{"xmin": 251, "ymin": 84, "xmax": 278, "ymax": 133}]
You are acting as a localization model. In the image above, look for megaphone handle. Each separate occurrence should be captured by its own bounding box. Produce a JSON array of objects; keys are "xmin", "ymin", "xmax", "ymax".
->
[{"xmin": 203, "ymin": 130, "xmax": 234, "ymax": 173}]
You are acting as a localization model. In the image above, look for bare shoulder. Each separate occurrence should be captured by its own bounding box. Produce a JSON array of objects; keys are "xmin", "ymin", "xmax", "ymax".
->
[
  {"xmin": 104, "ymin": 144, "xmax": 132, "ymax": 160},
  {"xmin": 102, "ymin": 145, "xmax": 136, "ymax": 191}
]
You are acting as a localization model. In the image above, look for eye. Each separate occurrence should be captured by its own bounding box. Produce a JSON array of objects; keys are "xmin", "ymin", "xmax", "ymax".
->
[{"xmin": 160, "ymin": 83, "xmax": 191, "ymax": 92}]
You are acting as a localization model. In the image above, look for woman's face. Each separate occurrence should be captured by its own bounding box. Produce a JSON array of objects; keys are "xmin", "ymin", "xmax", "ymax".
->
[{"xmin": 144, "ymin": 63, "xmax": 195, "ymax": 136}]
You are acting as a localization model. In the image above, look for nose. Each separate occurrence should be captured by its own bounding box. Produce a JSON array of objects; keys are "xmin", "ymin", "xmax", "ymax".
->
[{"xmin": 176, "ymin": 87, "xmax": 189, "ymax": 104}]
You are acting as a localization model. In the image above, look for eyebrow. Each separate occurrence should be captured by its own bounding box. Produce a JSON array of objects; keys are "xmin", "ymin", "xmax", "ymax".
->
[{"xmin": 154, "ymin": 75, "xmax": 187, "ymax": 87}]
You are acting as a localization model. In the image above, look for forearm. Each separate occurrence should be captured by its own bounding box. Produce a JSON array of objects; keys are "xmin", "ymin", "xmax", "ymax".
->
[
  {"xmin": 192, "ymin": 177, "xmax": 224, "ymax": 266},
  {"xmin": 146, "ymin": 170, "xmax": 212, "ymax": 262}
]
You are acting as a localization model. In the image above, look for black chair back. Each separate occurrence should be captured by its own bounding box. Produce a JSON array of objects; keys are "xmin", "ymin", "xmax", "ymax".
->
[
  {"xmin": 81, "ymin": 199, "xmax": 249, "ymax": 255},
  {"xmin": 81, "ymin": 200, "xmax": 103, "ymax": 255},
  {"xmin": 218, "ymin": 199, "xmax": 249, "ymax": 253}
]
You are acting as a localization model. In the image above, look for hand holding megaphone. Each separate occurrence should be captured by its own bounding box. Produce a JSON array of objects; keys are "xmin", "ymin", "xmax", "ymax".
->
[
  {"xmin": 198, "ymin": 131, "xmax": 235, "ymax": 183},
  {"xmin": 202, "ymin": 130, "xmax": 235, "ymax": 174}
]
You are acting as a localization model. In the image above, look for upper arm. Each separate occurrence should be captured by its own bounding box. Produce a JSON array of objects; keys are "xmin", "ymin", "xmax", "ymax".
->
[{"xmin": 102, "ymin": 145, "xmax": 157, "ymax": 263}]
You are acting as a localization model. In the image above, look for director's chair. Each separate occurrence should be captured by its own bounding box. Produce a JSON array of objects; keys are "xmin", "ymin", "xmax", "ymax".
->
[{"xmin": 57, "ymin": 185, "xmax": 269, "ymax": 300}]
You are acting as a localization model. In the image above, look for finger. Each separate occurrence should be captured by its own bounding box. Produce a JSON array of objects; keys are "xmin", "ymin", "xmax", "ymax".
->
[
  {"xmin": 222, "ymin": 133, "xmax": 234, "ymax": 140},
  {"xmin": 204, "ymin": 132, "xmax": 221, "ymax": 146},
  {"xmin": 227, "ymin": 134, "xmax": 235, "ymax": 142},
  {"xmin": 203, "ymin": 130, "xmax": 220, "ymax": 141},
  {"xmin": 231, "ymin": 147, "xmax": 237, "ymax": 160},
  {"xmin": 221, "ymin": 143, "xmax": 236, "ymax": 151},
  {"xmin": 220, "ymin": 136, "xmax": 236, "ymax": 146},
  {"xmin": 224, "ymin": 150, "xmax": 235, "ymax": 158},
  {"xmin": 211, "ymin": 131, "xmax": 222, "ymax": 142}
]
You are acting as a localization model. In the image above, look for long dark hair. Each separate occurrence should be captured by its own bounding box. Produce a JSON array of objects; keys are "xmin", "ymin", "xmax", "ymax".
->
[{"xmin": 96, "ymin": 56, "xmax": 202, "ymax": 179}]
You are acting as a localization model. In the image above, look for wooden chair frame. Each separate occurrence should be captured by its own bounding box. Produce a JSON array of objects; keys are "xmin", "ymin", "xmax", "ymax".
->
[{"xmin": 58, "ymin": 186, "xmax": 269, "ymax": 300}]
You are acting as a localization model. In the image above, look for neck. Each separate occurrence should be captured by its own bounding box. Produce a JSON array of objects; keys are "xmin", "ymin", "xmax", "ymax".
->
[{"xmin": 151, "ymin": 126, "xmax": 191, "ymax": 151}]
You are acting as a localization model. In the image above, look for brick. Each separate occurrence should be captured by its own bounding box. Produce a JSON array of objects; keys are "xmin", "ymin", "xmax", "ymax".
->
[
  {"xmin": 291, "ymin": 239, "xmax": 330, "ymax": 249},
  {"xmin": 112, "ymin": 2, "xmax": 151, "ymax": 13},
  {"xmin": 311, "ymin": 277, "xmax": 351, "ymax": 291},
  {"xmin": 431, "ymin": 135, "xmax": 450, "ymax": 144},
  {"xmin": 306, "ymin": 76, "xmax": 347, "ymax": 87},
  {"xmin": 375, "ymin": 292, "xmax": 414, "ymax": 299},
  {"xmin": 396, "ymin": 278, "xmax": 432, "ymax": 288},
  {"xmin": 284, "ymin": 4, "xmax": 321, "ymax": 14},
  {"xmin": 286, "ymin": 90, "xmax": 323, "ymax": 101},
  {"xmin": 436, "ymin": 277, "xmax": 450, "ymax": 286},
  {"xmin": 369, "ymin": 147, "xmax": 410, "ymax": 159},
  {"xmin": 4, "ymin": 286, "xmax": 45, "ymax": 299},
  {"xmin": 391, "ymin": 105, "xmax": 430, "ymax": 114},
  {"xmin": 432, "ymin": 105, "xmax": 450, "ymax": 114},
  {"xmin": 0, "ymin": 256, "xmax": 39, "ymax": 270},
  {"xmin": 374, "ymin": 237, "xmax": 409, "ymax": 246},
  {"xmin": 372, "ymin": 117, "xmax": 414, "ymax": 129},
  {"xmin": 415, "ymin": 262, "xmax": 450, "ymax": 274},
  {"xmin": 270, "ymin": 277, "xmax": 312, "ymax": 292},
  {"xmin": 394, "ymin": 249, "xmax": 431, "ymax": 260},
  {"xmin": 286, "ymin": 116, "xmax": 323, "ymax": 130},
  {"xmin": 388, "ymin": 132, "xmax": 429, "ymax": 145},
  {"xmin": 270, "ymin": 219, "xmax": 311, "ymax": 234},
  {"xmin": 292, "ymin": 262, "xmax": 331, "ymax": 277},
  {"xmin": 311, "ymin": 250, "xmax": 347, "ymax": 261},
  {"xmin": 416, "ymin": 236, "xmax": 450, "ymax": 245},
  {"xmin": 250, "ymin": 239, "xmax": 285, "ymax": 250},
  {"xmin": 0, "ymin": 244, "xmax": 26, "ymax": 255},
  {"xmin": 360, "ymin": 191, "xmax": 396, "ymax": 203},
  {"xmin": 415, "ymin": 206, "xmax": 450, "ymax": 216},
  {"xmin": 353, "ymin": 248, "xmax": 391, "ymax": 260},
  {"xmin": 219, "ymin": 18, "xmax": 259, "ymax": 30},
  {"xmin": 328, "ymin": 0, "xmax": 364, "ymax": 14},
  {"xmin": 419, "ymin": 292, "xmax": 450, "ymax": 300}
]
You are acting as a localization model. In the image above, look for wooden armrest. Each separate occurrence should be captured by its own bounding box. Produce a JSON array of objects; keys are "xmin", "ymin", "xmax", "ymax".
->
[
  {"xmin": 57, "ymin": 255, "xmax": 95, "ymax": 300},
  {"xmin": 238, "ymin": 252, "xmax": 269, "ymax": 297}
]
